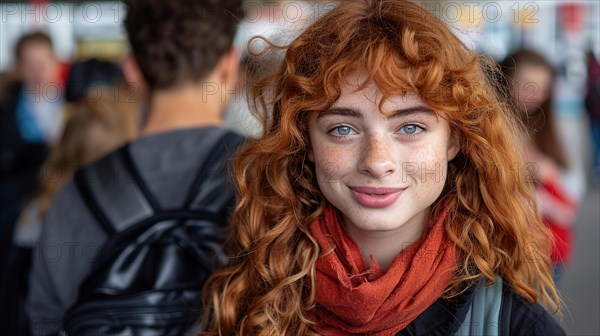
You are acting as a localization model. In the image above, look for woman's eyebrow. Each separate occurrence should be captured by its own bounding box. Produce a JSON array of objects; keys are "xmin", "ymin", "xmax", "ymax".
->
[
  {"xmin": 387, "ymin": 106, "xmax": 437, "ymax": 119},
  {"xmin": 318, "ymin": 108, "xmax": 363, "ymax": 120}
]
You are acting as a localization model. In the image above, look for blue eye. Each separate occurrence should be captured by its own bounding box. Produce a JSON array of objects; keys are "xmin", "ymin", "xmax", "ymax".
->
[
  {"xmin": 400, "ymin": 124, "xmax": 423, "ymax": 135},
  {"xmin": 332, "ymin": 125, "xmax": 353, "ymax": 136}
]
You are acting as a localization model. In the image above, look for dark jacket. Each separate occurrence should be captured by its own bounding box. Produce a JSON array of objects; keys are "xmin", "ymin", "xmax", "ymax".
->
[{"xmin": 397, "ymin": 280, "xmax": 565, "ymax": 336}]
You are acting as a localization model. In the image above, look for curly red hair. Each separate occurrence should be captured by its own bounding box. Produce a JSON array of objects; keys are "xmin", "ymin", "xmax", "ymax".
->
[{"xmin": 202, "ymin": 1, "xmax": 560, "ymax": 334}]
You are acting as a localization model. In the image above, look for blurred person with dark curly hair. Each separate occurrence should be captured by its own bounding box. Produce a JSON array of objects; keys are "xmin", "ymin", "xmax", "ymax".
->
[{"xmin": 27, "ymin": 1, "xmax": 244, "ymax": 334}]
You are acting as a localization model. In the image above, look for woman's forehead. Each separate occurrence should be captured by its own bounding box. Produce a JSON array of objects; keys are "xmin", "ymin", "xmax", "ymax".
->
[{"xmin": 334, "ymin": 73, "xmax": 428, "ymax": 111}]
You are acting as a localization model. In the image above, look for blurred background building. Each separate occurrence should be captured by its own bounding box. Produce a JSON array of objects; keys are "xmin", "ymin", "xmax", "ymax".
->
[{"xmin": 1, "ymin": 1, "xmax": 599, "ymax": 335}]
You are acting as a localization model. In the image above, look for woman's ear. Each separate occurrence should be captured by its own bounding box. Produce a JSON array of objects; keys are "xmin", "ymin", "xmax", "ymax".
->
[{"xmin": 447, "ymin": 131, "xmax": 461, "ymax": 161}]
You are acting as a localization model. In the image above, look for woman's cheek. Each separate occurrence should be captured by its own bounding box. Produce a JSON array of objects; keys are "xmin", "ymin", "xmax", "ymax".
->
[
  {"xmin": 409, "ymin": 149, "xmax": 448, "ymax": 185},
  {"xmin": 315, "ymin": 146, "xmax": 348, "ymax": 184}
]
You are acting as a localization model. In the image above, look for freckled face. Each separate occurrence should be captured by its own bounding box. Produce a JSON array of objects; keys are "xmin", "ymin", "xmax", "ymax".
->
[{"xmin": 308, "ymin": 72, "xmax": 460, "ymax": 242}]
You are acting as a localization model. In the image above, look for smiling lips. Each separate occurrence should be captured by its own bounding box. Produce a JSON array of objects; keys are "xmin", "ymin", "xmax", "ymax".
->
[{"xmin": 349, "ymin": 186, "xmax": 406, "ymax": 208}]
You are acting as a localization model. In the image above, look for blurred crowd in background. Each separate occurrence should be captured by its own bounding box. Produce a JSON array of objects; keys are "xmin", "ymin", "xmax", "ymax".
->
[{"xmin": 0, "ymin": 1, "xmax": 599, "ymax": 335}]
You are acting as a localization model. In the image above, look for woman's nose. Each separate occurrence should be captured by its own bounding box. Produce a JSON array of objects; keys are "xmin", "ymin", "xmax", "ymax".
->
[{"xmin": 358, "ymin": 134, "xmax": 396, "ymax": 178}]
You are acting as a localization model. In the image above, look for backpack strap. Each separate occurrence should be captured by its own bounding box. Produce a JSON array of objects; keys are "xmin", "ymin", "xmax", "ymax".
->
[
  {"xmin": 75, "ymin": 131, "xmax": 243, "ymax": 234},
  {"xmin": 74, "ymin": 168, "xmax": 116, "ymax": 236},
  {"xmin": 455, "ymin": 276, "xmax": 503, "ymax": 336},
  {"xmin": 74, "ymin": 144, "xmax": 155, "ymax": 235},
  {"xmin": 119, "ymin": 142, "xmax": 162, "ymax": 212},
  {"xmin": 181, "ymin": 130, "xmax": 243, "ymax": 209}
]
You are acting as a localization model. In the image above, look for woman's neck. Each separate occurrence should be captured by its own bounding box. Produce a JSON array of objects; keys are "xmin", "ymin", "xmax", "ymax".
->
[{"xmin": 343, "ymin": 209, "xmax": 429, "ymax": 270}]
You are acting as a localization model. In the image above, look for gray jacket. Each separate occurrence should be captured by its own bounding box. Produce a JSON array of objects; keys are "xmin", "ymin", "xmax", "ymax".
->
[{"xmin": 27, "ymin": 127, "xmax": 243, "ymax": 336}]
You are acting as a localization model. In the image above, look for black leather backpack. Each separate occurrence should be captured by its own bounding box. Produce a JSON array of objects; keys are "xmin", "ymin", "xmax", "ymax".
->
[{"xmin": 61, "ymin": 134, "xmax": 240, "ymax": 335}]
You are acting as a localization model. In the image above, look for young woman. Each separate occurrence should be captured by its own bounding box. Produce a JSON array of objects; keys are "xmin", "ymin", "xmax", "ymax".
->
[
  {"xmin": 202, "ymin": 1, "xmax": 564, "ymax": 335},
  {"xmin": 501, "ymin": 50, "xmax": 578, "ymax": 283}
]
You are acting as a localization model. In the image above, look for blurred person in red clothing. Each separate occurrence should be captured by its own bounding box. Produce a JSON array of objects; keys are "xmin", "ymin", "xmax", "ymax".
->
[{"xmin": 501, "ymin": 50, "xmax": 578, "ymax": 284}]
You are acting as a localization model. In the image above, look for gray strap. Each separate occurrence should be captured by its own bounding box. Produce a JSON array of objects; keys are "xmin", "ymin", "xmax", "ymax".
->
[{"xmin": 455, "ymin": 276, "xmax": 503, "ymax": 336}]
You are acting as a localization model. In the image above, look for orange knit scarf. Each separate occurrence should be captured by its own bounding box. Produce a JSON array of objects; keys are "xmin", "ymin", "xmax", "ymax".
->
[{"xmin": 309, "ymin": 205, "xmax": 458, "ymax": 336}]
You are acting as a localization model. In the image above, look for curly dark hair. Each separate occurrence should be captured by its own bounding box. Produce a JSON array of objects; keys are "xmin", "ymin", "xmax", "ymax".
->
[{"xmin": 124, "ymin": 0, "xmax": 243, "ymax": 90}]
